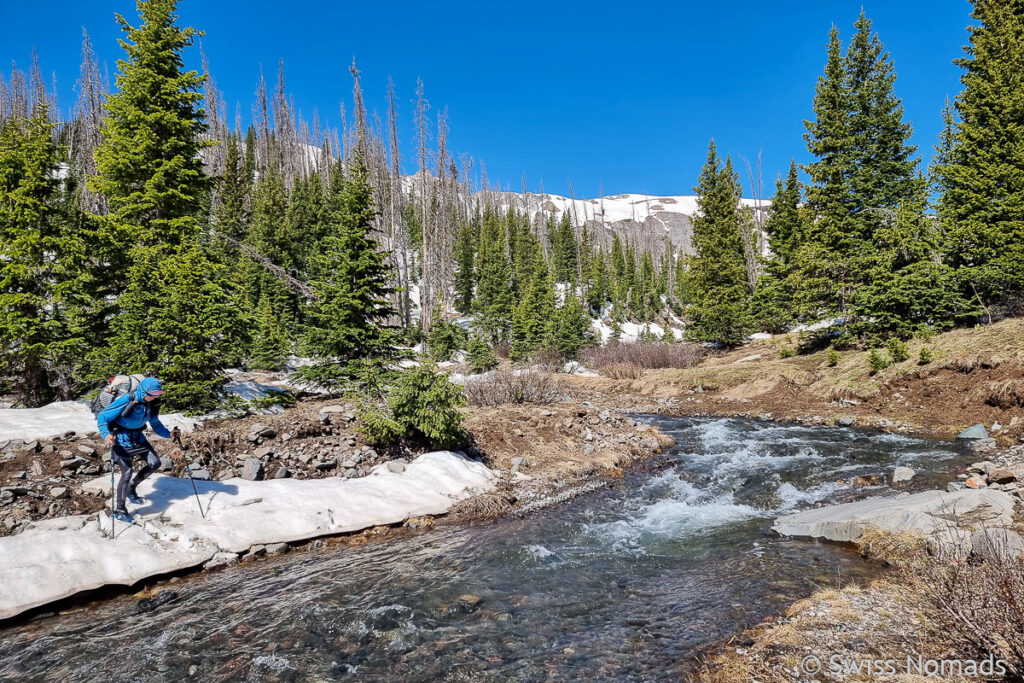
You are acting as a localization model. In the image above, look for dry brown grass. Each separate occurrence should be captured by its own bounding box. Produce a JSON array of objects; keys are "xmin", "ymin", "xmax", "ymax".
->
[{"xmin": 971, "ymin": 379, "xmax": 1024, "ymax": 409}]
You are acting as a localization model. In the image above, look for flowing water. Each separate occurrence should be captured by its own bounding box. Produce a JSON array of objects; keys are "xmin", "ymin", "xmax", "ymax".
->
[{"xmin": 0, "ymin": 417, "xmax": 971, "ymax": 681}]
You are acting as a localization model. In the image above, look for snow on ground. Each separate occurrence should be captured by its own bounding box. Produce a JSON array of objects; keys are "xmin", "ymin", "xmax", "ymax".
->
[
  {"xmin": 222, "ymin": 380, "xmax": 290, "ymax": 401},
  {"xmin": 0, "ymin": 402, "xmax": 198, "ymax": 443},
  {"xmin": 0, "ymin": 451, "xmax": 496, "ymax": 620}
]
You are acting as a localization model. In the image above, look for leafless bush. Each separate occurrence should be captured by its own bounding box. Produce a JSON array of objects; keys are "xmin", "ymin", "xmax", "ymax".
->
[
  {"xmin": 602, "ymin": 363, "xmax": 643, "ymax": 380},
  {"xmin": 463, "ymin": 369, "xmax": 562, "ymax": 406},
  {"xmin": 579, "ymin": 340, "xmax": 706, "ymax": 371},
  {"xmin": 891, "ymin": 528, "xmax": 1024, "ymax": 680}
]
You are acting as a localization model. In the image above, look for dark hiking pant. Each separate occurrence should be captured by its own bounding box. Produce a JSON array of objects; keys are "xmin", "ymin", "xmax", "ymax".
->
[{"xmin": 111, "ymin": 438, "xmax": 160, "ymax": 510}]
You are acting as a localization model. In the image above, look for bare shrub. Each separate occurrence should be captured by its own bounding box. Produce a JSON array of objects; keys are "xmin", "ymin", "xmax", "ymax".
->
[
  {"xmin": 890, "ymin": 529, "xmax": 1024, "ymax": 680},
  {"xmin": 579, "ymin": 340, "xmax": 706, "ymax": 371},
  {"xmin": 463, "ymin": 369, "xmax": 562, "ymax": 406},
  {"xmin": 602, "ymin": 363, "xmax": 643, "ymax": 380}
]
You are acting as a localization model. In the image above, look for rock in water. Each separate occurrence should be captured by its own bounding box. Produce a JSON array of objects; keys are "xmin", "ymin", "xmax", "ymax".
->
[
  {"xmin": 957, "ymin": 424, "xmax": 989, "ymax": 440},
  {"xmin": 892, "ymin": 467, "xmax": 916, "ymax": 485}
]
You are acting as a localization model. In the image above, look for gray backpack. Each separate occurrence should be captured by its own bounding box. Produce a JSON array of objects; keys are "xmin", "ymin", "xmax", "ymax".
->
[{"xmin": 89, "ymin": 374, "xmax": 146, "ymax": 416}]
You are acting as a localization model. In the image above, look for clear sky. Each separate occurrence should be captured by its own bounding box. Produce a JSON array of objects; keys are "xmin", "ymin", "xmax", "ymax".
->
[{"xmin": 0, "ymin": 0, "xmax": 972, "ymax": 198}]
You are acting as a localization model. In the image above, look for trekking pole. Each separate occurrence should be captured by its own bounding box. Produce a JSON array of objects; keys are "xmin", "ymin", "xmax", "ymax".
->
[
  {"xmin": 110, "ymin": 447, "xmax": 115, "ymax": 538},
  {"xmin": 173, "ymin": 427, "xmax": 205, "ymax": 519}
]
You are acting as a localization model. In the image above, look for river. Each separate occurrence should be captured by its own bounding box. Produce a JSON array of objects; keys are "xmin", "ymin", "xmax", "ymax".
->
[{"xmin": 0, "ymin": 417, "xmax": 971, "ymax": 681}]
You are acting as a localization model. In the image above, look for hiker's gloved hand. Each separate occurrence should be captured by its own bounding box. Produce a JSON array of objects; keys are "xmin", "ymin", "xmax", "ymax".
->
[{"xmin": 105, "ymin": 434, "xmax": 116, "ymax": 447}]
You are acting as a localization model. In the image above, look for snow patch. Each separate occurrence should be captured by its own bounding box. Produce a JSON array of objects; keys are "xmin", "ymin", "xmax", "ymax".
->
[
  {"xmin": 0, "ymin": 451, "xmax": 496, "ymax": 620},
  {"xmin": 0, "ymin": 401, "xmax": 197, "ymax": 442}
]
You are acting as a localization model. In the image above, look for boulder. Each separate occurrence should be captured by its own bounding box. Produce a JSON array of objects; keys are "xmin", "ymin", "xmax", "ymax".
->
[
  {"xmin": 773, "ymin": 488, "xmax": 1015, "ymax": 543},
  {"xmin": 957, "ymin": 424, "xmax": 989, "ymax": 440},
  {"xmin": 988, "ymin": 468, "xmax": 1016, "ymax": 485},
  {"xmin": 968, "ymin": 528, "xmax": 1024, "ymax": 564},
  {"xmin": 159, "ymin": 457, "xmax": 174, "ymax": 472},
  {"xmin": 266, "ymin": 542, "xmax": 289, "ymax": 556},
  {"xmin": 240, "ymin": 458, "xmax": 263, "ymax": 482},
  {"xmin": 189, "ymin": 469, "xmax": 212, "ymax": 481},
  {"xmin": 49, "ymin": 487, "xmax": 70, "ymax": 499},
  {"xmin": 274, "ymin": 466, "xmax": 290, "ymax": 479},
  {"xmin": 892, "ymin": 467, "xmax": 916, "ymax": 485},
  {"xmin": 837, "ymin": 417, "xmax": 855, "ymax": 427},
  {"xmin": 386, "ymin": 461, "xmax": 406, "ymax": 474}
]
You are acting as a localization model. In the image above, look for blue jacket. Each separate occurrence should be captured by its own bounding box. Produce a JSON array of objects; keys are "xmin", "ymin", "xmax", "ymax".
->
[{"xmin": 96, "ymin": 380, "xmax": 171, "ymax": 447}]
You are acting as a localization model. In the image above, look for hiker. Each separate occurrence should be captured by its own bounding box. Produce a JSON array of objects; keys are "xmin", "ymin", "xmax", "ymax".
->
[{"xmin": 96, "ymin": 376, "xmax": 173, "ymax": 523}]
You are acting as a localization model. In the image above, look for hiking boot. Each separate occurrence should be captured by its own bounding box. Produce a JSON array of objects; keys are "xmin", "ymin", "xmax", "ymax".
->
[
  {"xmin": 127, "ymin": 485, "xmax": 144, "ymax": 505},
  {"xmin": 112, "ymin": 508, "xmax": 133, "ymax": 524}
]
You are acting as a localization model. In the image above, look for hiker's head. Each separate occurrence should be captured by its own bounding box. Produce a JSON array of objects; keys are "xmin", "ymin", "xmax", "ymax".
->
[{"xmin": 137, "ymin": 377, "xmax": 165, "ymax": 402}]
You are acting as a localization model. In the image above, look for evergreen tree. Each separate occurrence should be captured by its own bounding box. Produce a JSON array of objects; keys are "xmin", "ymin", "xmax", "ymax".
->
[
  {"xmin": 798, "ymin": 25, "xmax": 858, "ymax": 318},
  {"xmin": 510, "ymin": 253, "xmax": 556, "ymax": 361},
  {"xmin": 851, "ymin": 196, "xmax": 971, "ymax": 340},
  {"xmin": 453, "ymin": 219, "xmax": 476, "ymax": 314},
  {"xmin": 474, "ymin": 208, "xmax": 514, "ymax": 343},
  {"xmin": 940, "ymin": 0, "xmax": 1024, "ymax": 305},
  {"xmin": 465, "ymin": 333, "xmax": 498, "ymax": 374},
  {"xmin": 248, "ymin": 293, "xmax": 289, "ymax": 371},
  {"xmin": 750, "ymin": 161, "xmax": 803, "ymax": 332},
  {"xmin": 552, "ymin": 213, "xmax": 578, "ymax": 283},
  {"xmin": 0, "ymin": 104, "xmax": 91, "ymax": 405},
  {"xmin": 550, "ymin": 292, "xmax": 594, "ymax": 359},
  {"xmin": 587, "ymin": 247, "xmax": 610, "ymax": 313},
  {"xmin": 683, "ymin": 142, "xmax": 751, "ymax": 344},
  {"xmin": 297, "ymin": 158, "xmax": 398, "ymax": 392},
  {"xmin": 90, "ymin": 0, "xmax": 212, "ymax": 250},
  {"xmin": 96, "ymin": 244, "xmax": 240, "ymax": 410}
]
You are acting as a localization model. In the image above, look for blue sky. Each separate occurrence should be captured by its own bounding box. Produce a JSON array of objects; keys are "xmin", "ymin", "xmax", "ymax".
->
[{"xmin": 1, "ymin": 1, "xmax": 971, "ymax": 198}]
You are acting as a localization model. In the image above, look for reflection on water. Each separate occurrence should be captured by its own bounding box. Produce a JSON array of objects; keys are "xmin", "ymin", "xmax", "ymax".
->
[{"xmin": 0, "ymin": 417, "xmax": 968, "ymax": 681}]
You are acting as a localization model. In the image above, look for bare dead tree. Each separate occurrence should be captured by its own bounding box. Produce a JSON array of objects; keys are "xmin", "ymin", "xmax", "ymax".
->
[
  {"xmin": 740, "ymin": 150, "xmax": 767, "ymax": 292},
  {"xmin": 414, "ymin": 78, "xmax": 432, "ymax": 332}
]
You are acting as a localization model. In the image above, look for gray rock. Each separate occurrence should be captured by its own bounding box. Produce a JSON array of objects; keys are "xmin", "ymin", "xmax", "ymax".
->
[
  {"xmin": 892, "ymin": 467, "xmax": 916, "ymax": 485},
  {"xmin": 241, "ymin": 458, "xmax": 264, "ymax": 481},
  {"xmin": 242, "ymin": 545, "xmax": 266, "ymax": 562},
  {"xmin": 257, "ymin": 426, "xmax": 277, "ymax": 439},
  {"xmin": 967, "ymin": 438, "xmax": 998, "ymax": 454},
  {"xmin": 957, "ymin": 424, "xmax": 989, "ymax": 440},
  {"xmin": 947, "ymin": 481, "xmax": 965, "ymax": 493},
  {"xmin": 510, "ymin": 456, "xmax": 526, "ymax": 471},
  {"xmin": 253, "ymin": 445, "xmax": 274, "ymax": 459},
  {"xmin": 341, "ymin": 459, "xmax": 357, "ymax": 469},
  {"xmin": 216, "ymin": 468, "xmax": 235, "ymax": 481},
  {"xmin": 837, "ymin": 417, "xmax": 855, "ymax": 427},
  {"xmin": 189, "ymin": 469, "xmax": 212, "ymax": 481},
  {"xmin": 0, "ymin": 490, "xmax": 14, "ymax": 505},
  {"xmin": 159, "ymin": 456, "xmax": 174, "ymax": 472},
  {"xmin": 315, "ymin": 459, "xmax": 337, "ymax": 471},
  {"xmin": 266, "ymin": 542, "xmax": 289, "ymax": 555},
  {"xmin": 386, "ymin": 461, "xmax": 406, "ymax": 474},
  {"xmin": 10, "ymin": 471, "xmax": 26, "ymax": 480},
  {"xmin": 584, "ymin": 444, "xmax": 595, "ymax": 455},
  {"xmin": 28, "ymin": 461, "xmax": 43, "ymax": 476},
  {"xmin": 344, "ymin": 468, "xmax": 358, "ymax": 478},
  {"xmin": 204, "ymin": 552, "xmax": 239, "ymax": 570},
  {"xmin": 49, "ymin": 487, "xmax": 70, "ymax": 499},
  {"xmin": 773, "ymin": 488, "xmax": 1015, "ymax": 543},
  {"xmin": 76, "ymin": 445, "xmax": 97, "ymax": 457},
  {"xmin": 988, "ymin": 467, "xmax": 1016, "ymax": 485},
  {"xmin": 274, "ymin": 466, "xmax": 290, "ymax": 479},
  {"xmin": 22, "ymin": 440, "xmax": 40, "ymax": 453}
]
